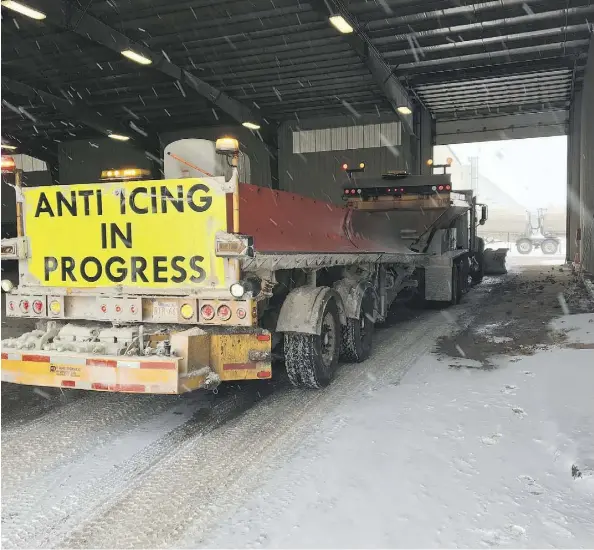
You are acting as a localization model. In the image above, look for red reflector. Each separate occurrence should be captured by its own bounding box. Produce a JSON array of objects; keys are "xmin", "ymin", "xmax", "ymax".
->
[
  {"xmin": 236, "ymin": 307, "xmax": 247, "ymax": 319},
  {"xmin": 257, "ymin": 334, "xmax": 271, "ymax": 341},
  {"xmin": 201, "ymin": 304, "xmax": 215, "ymax": 320},
  {"xmin": 257, "ymin": 370, "xmax": 272, "ymax": 379},
  {"xmin": 91, "ymin": 382, "xmax": 109, "ymax": 390},
  {"xmin": 100, "ymin": 304, "xmax": 107, "ymax": 313},
  {"xmin": 217, "ymin": 304, "xmax": 232, "ymax": 321},
  {"xmin": 61, "ymin": 380, "xmax": 76, "ymax": 387},
  {"xmin": 22, "ymin": 354, "xmax": 50, "ymax": 362},
  {"xmin": 223, "ymin": 363, "xmax": 256, "ymax": 371},
  {"xmin": 115, "ymin": 305, "xmax": 122, "ymax": 313}
]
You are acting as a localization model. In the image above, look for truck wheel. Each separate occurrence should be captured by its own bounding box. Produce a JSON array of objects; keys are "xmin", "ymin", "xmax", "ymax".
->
[
  {"xmin": 516, "ymin": 238, "xmax": 533, "ymax": 255},
  {"xmin": 341, "ymin": 291, "xmax": 375, "ymax": 363},
  {"xmin": 284, "ymin": 299, "xmax": 340, "ymax": 388},
  {"xmin": 541, "ymin": 239, "xmax": 558, "ymax": 255}
]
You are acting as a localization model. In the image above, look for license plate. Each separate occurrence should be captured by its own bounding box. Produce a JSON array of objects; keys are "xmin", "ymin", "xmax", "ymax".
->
[{"xmin": 152, "ymin": 301, "xmax": 178, "ymax": 321}]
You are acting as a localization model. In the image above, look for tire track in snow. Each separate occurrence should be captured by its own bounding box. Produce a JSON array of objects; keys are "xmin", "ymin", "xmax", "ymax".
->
[{"xmin": 57, "ymin": 300, "xmax": 477, "ymax": 549}]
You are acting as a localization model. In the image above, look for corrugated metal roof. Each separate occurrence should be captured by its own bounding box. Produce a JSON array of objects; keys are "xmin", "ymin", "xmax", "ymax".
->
[{"xmin": 1, "ymin": 0, "xmax": 590, "ymax": 152}]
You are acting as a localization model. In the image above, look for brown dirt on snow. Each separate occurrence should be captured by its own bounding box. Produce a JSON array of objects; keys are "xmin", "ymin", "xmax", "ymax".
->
[{"xmin": 436, "ymin": 265, "xmax": 594, "ymax": 368}]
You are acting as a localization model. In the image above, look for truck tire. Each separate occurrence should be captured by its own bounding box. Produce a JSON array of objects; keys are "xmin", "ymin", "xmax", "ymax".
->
[
  {"xmin": 516, "ymin": 238, "xmax": 533, "ymax": 255},
  {"xmin": 284, "ymin": 299, "xmax": 340, "ymax": 388},
  {"xmin": 541, "ymin": 239, "xmax": 559, "ymax": 255},
  {"xmin": 341, "ymin": 291, "xmax": 375, "ymax": 363}
]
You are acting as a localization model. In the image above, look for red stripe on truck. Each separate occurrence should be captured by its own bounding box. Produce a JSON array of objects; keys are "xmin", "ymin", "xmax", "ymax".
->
[
  {"xmin": 140, "ymin": 361, "xmax": 176, "ymax": 370},
  {"xmin": 87, "ymin": 359, "xmax": 117, "ymax": 368},
  {"xmin": 110, "ymin": 384, "xmax": 145, "ymax": 393},
  {"xmin": 22, "ymin": 354, "xmax": 50, "ymax": 363},
  {"xmin": 223, "ymin": 363, "xmax": 256, "ymax": 371}
]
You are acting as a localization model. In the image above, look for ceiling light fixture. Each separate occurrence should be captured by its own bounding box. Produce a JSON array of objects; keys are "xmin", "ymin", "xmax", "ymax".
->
[
  {"xmin": 0, "ymin": 0, "xmax": 46, "ymax": 20},
  {"xmin": 242, "ymin": 122, "xmax": 261, "ymax": 130},
  {"xmin": 329, "ymin": 15, "xmax": 353, "ymax": 34},
  {"xmin": 397, "ymin": 106, "xmax": 413, "ymax": 115},
  {"xmin": 121, "ymin": 49, "xmax": 152, "ymax": 65},
  {"xmin": 108, "ymin": 133, "xmax": 130, "ymax": 141}
]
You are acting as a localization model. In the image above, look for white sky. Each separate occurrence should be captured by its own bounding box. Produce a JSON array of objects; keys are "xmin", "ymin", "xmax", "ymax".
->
[{"xmin": 447, "ymin": 136, "xmax": 567, "ymax": 210}]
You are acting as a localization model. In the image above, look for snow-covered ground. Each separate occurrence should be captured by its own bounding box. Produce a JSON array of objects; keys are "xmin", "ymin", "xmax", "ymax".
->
[
  {"xmin": 203, "ymin": 317, "xmax": 594, "ymax": 548},
  {"xmin": 2, "ymin": 267, "xmax": 593, "ymax": 549}
]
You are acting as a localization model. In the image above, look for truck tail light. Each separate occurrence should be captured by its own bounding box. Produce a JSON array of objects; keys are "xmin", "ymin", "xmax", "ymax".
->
[
  {"xmin": 20, "ymin": 300, "xmax": 29, "ymax": 313},
  {"xmin": 446, "ymin": 185, "xmax": 451, "ymax": 190},
  {"xmin": 201, "ymin": 304, "xmax": 215, "ymax": 320},
  {"xmin": 8, "ymin": 300, "xmax": 15, "ymax": 311},
  {"xmin": 32, "ymin": 300, "xmax": 43, "ymax": 314},
  {"xmin": 438, "ymin": 185, "xmax": 444, "ymax": 191},
  {"xmin": 217, "ymin": 304, "xmax": 232, "ymax": 321}
]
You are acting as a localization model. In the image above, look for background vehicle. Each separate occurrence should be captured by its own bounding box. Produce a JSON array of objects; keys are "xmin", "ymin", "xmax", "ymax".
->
[
  {"xmin": 516, "ymin": 208, "xmax": 561, "ymax": 255},
  {"xmin": 1, "ymin": 142, "xmax": 487, "ymax": 393}
]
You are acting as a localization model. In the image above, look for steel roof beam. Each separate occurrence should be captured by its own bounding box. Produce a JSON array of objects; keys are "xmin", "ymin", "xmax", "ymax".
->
[
  {"xmin": 2, "ymin": 78, "xmax": 161, "ymax": 157},
  {"xmin": 403, "ymin": 58, "xmax": 586, "ymax": 86},
  {"xmin": 23, "ymin": 0, "xmax": 264, "ymax": 130},
  {"xmin": 308, "ymin": 0, "xmax": 415, "ymax": 133}
]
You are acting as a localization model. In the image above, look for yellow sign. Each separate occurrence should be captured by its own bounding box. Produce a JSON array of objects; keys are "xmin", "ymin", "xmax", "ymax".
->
[{"xmin": 23, "ymin": 178, "xmax": 227, "ymax": 288}]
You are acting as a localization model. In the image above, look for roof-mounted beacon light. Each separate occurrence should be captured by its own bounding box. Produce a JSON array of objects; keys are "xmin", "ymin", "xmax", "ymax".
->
[
  {"xmin": 215, "ymin": 137, "xmax": 239, "ymax": 155},
  {"xmin": 1, "ymin": 156, "xmax": 16, "ymax": 173}
]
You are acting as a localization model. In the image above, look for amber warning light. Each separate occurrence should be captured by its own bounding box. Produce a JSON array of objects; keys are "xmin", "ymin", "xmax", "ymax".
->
[
  {"xmin": 100, "ymin": 168, "xmax": 150, "ymax": 180},
  {"xmin": 1, "ymin": 156, "xmax": 16, "ymax": 173}
]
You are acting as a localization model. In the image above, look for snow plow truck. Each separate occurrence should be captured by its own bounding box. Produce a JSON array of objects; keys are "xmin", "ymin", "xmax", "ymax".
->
[{"xmin": 1, "ymin": 138, "xmax": 487, "ymax": 393}]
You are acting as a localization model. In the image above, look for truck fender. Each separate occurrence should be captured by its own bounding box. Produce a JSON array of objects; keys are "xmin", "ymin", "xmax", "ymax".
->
[
  {"xmin": 333, "ymin": 279, "xmax": 377, "ymax": 320},
  {"xmin": 276, "ymin": 286, "xmax": 346, "ymax": 335}
]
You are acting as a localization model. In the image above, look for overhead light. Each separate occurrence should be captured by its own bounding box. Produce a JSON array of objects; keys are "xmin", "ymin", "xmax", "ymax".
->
[
  {"xmin": 242, "ymin": 122, "xmax": 261, "ymax": 130},
  {"xmin": 121, "ymin": 49, "xmax": 152, "ymax": 65},
  {"xmin": 397, "ymin": 106, "xmax": 413, "ymax": 115},
  {"xmin": 108, "ymin": 133, "xmax": 130, "ymax": 141},
  {"xmin": 1, "ymin": 144, "xmax": 17, "ymax": 150},
  {"xmin": 329, "ymin": 15, "xmax": 353, "ymax": 34},
  {"xmin": 1, "ymin": 0, "xmax": 46, "ymax": 20}
]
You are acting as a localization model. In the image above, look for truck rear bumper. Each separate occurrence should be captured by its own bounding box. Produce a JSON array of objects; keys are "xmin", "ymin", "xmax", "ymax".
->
[
  {"xmin": 1, "ymin": 329, "xmax": 272, "ymax": 394},
  {"xmin": 1, "ymin": 351, "xmax": 198, "ymax": 394}
]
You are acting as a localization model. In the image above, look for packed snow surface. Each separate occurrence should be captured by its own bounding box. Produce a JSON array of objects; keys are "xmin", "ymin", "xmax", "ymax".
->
[{"xmin": 202, "ymin": 313, "xmax": 594, "ymax": 548}]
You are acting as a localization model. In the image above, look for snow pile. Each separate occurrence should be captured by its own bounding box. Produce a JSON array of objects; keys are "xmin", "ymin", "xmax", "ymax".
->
[{"xmin": 204, "ymin": 314, "xmax": 594, "ymax": 548}]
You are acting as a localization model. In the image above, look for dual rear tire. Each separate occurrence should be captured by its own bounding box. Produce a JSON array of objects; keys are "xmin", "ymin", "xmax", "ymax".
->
[{"xmin": 284, "ymin": 293, "xmax": 374, "ymax": 389}]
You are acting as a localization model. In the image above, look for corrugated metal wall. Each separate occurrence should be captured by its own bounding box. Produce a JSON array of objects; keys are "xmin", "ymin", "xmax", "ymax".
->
[
  {"xmin": 279, "ymin": 113, "xmax": 413, "ymax": 204},
  {"xmin": 580, "ymin": 37, "xmax": 594, "ymax": 273}
]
